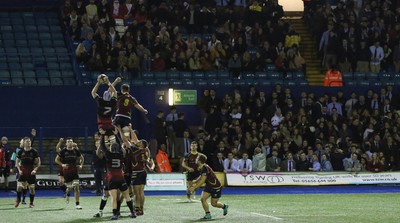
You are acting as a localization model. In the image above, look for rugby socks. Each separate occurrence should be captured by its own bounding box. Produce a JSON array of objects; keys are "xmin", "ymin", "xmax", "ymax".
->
[
  {"xmin": 99, "ymin": 198, "xmax": 107, "ymax": 211},
  {"xmin": 112, "ymin": 209, "xmax": 118, "ymax": 216},
  {"xmin": 17, "ymin": 191, "xmax": 22, "ymax": 201},
  {"xmin": 126, "ymin": 200, "xmax": 134, "ymax": 212},
  {"xmin": 76, "ymin": 201, "xmax": 80, "ymax": 206},
  {"xmin": 186, "ymin": 192, "xmax": 191, "ymax": 199},
  {"xmin": 29, "ymin": 194, "xmax": 35, "ymax": 204},
  {"xmin": 117, "ymin": 200, "xmax": 121, "ymax": 211},
  {"xmin": 223, "ymin": 204, "xmax": 226, "ymax": 209},
  {"xmin": 22, "ymin": 188, "xmax": 27, "ymax": 200}
]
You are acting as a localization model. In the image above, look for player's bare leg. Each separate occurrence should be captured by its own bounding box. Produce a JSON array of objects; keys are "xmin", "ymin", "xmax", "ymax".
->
[
  {"xmin": 73, "ymin": 180, "xmax": 81, "ymax": 209},
  {"xmin": 28, "ymin": 184, "xmax": 36, "ymax": 208},
  {"xmin": 200, "ymin": 191, "xmax": 212, "ymax": 219},
  {"xmin": 93, "ymin": 190, "xmax": 109, "ymax": 217},
  {"xmin": 15, "ymin": 181, "xmax": 26, "ymax": 207}
]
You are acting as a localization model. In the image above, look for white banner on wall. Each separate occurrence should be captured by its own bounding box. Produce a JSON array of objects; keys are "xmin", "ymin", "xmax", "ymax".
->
[{"xmin": 226, "ymin": 172, "xmax": 400, "ymax": 186}]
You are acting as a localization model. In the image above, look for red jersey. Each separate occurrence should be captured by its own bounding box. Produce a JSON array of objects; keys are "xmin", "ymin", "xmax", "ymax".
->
[
  {"xmin": 17, "ymin": 148, "xmax": 39, "ymax": 168},
  {"xmin": 105, "ymin": 150, "xmax": 125, "ymax": 181},
  {"xmin": 116, "ymin": 93, "xmax": 138, "ymax": 119},
  {"xmin": 131, "ymin": 146, "xmax": 148, "ymax": 172},
  {"xmin": 0, "ymin": 147, "xmax": 5, "ymax": 168},
  {"xmin": 200, "ymin": 164, "xmax": 221, "ymax": 188}
]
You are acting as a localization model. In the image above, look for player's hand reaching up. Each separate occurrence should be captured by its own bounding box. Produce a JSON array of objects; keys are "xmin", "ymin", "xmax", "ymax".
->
[
  {"xmin": 99, "ymin": 128, "xmax": 106, "ymax": 135},
  {"xmin": 31, "ymin": 128, "xmax": 36, "ymax": 137}
]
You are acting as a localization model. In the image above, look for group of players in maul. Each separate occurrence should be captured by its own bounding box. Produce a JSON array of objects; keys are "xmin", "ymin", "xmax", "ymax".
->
[{"xmin": 11, "ymin": 74, "xmax": 228, "ymax": 220}]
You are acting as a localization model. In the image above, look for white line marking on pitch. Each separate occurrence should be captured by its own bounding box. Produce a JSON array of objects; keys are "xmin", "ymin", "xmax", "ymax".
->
[{"xmin": 251, "ymin": 212, "xmax": 283, "ymax": 220}]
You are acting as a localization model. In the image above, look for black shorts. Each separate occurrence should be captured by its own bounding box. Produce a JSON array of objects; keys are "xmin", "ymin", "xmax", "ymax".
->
[
  {"xmin": 131, "ymin": 171, "xmax": 147, "ymax": 185},
  {"xmin": 204, "ymin": 187, "xmax": 222, "ymax": 199},
  {"xmin": 63, "ymin": 166, "xmax": 79, "ymax": 183},
  {"xmin": 113, "ymin": 116, "xmax": 131, "ymax": 128},
  {"xmin": 187, "ymin": 172, "xmax": 200, "ymax": 181},
  {"xmin": 18, "ymin": 173, "xmax": 36, "ymax": 185},
  {"xmin": 124, "ymin": 174, "xmax": 132, "ymax": 186},
  {"xmin": 0, "ymin": 165, "xmax": 10, "ymax": 177},
  {"xmin": 108, "ymin": 180, "xmax": 128, "ymax": 192}
]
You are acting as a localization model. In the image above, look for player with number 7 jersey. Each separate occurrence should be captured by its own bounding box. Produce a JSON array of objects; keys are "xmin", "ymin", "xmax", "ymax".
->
[{"xmin": 91, "ymin": 75, "xmax": 120, "ymax": 136}]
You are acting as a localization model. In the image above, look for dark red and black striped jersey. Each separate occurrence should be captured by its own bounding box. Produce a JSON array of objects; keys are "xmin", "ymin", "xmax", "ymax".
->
[
  {"xmin": 116, "ymin": 93, "xmax": 138, "ymax": 119},
  {"xmin": 200, "ymin": 164, "xmax": 221, "ymax": 188},
  {"xmin": 59, "ymin": 148, "xmax": 81, "ymax": 165},
  {"xmin": 17, "ymin": 148, "xmax": 39, "ymax": 167},
  {"xmin": 130, "ymin": 145, "xmax": 148, "ymax": 172},
  {"xmin": 185, "ymin": 152, "xmax": 200, "ymax": 172},
  {"xmin": 95, "ymin": 95, "xmax": 117, "ymax": 119}
]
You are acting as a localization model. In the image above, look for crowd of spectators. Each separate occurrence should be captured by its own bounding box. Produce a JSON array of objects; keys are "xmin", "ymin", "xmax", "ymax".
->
[
  {"xmin": 304, "ymin": 0, "xmax": 400, "ymax": 73},
  {"xmin": 155, "ymin": 84, "xmax": 400, "ymax": 173},
  {"xmin": 62, "ymin": 0, "xmax": 306, "ymax": 79}
]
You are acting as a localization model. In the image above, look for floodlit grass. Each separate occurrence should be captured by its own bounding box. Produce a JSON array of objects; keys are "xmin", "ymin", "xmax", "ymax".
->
[{"xmin": 0, "ymin": 193, "xmax": 399, "ymax": 223}]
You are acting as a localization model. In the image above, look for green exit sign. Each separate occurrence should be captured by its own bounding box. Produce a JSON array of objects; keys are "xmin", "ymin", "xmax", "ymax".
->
[{"xmin": 174, "ymin": 90, "xmax": 197, "ymax": 105}]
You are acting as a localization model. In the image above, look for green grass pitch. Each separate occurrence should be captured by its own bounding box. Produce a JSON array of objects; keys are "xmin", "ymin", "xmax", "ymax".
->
[{"xmin": 1, "ymin": 194, "xmax": 400, "ymax": 223}]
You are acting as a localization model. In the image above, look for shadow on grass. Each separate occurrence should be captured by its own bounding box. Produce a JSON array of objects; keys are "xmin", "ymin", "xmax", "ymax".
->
[
  {"xmin": 32, "ymin": 208, "xmax": 65, "ymax": 212},
  {"xmin": 0, "ymin": 207, "xmax": 19, "ymax": 211},
  {"xmin": 184, "ymin": 217, "xmax": 223, "ymax": 222},
  {"xmin": 61, "ymin": 216, "xmax": 136, "ymax": 223}
]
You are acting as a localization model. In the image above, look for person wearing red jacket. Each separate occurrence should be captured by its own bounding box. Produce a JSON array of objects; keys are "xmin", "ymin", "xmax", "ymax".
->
[{"xmin": 156, "ymin": 144, "xmax": 172, "ymax": 173}]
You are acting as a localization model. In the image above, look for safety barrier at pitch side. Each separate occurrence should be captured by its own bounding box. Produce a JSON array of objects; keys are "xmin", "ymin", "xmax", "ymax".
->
[{"xmin": 225, "ymin": 172, "xmax": 400, "ymax": 186}]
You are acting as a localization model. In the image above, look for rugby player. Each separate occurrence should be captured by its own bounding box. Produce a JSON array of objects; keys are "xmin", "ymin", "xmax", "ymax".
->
[{"xmin": 182, "ymin": 141, "xmax": 201, "ymax": 202}]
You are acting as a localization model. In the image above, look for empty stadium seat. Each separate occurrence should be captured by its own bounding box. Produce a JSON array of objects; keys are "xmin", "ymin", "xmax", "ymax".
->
[
  {"xmin": 61, "ymin": 71, "xmax": 74, "ymax": 78},
  {"xmin": 180, "ymin": 71, "xmax": 192, "ymax": 79},
  {"xmin": 207, "ymin": 79, "xmax": 221, "ymax": 86},
  {"xmin": 24, "ymin": 77, "xmax": 37, "ymax": 85},
  {"xmin": 14, "ymin": 32, "xmax": 27, "ymax": 40},
  {"xmin": 12, "ymin": 77, "xmax": 24, "ymax": 85},
  {"xmin": 37, "ymin": 77, "xmax": 50, "ymax": 86},
  {"xmin": 11, "ymin": 70, "xmax": 23, "ymax": 78},
  {"xmin": 353, "ymin": 72, "xmax": 365, "ymax": 80},
  {"xmin": 192, "ymin": 72, "xmax": 204, "ymax": 79},
  {"xmin": 50, "ymin": 77, "xmax": 63, "ymax": 86},
  {"xmin": 241, "ymin": 71, "xmax": 255, "ymax": 79},
  {"xmin": 36, "ymin": 70, "xmax": 48, "ymax": 78},
  {"xmin": 217, "ymin": 71, "xmax": 230, "ymax": 79},
  {"xmin": 182, "ymin": 80, "xmax": 195, "ymax": 85},
  {"xmin": 47, "ymin": 62, "xmax": 59, "ymax": 69},
  {"xmin": 131, "ymin": 79, "xmax": 144, "ymax": 86},
  {"xmin": 141, "ymin": 72, "xmax": 154, "ymax": 79},
  {"xmin": 63, "ymin": 78, "xmax": 76, "ymax": 85},
  {"xmin": 154, "ymin": 72, "xmax": 167, "ymax": 79},
  {"xmin": 0, "ymin": 63, "xmax": 8, "ymax": 69},
  {"xmin": 0, "ymin": 70, "xmax": 10, "ymax": 79},
  {"xmin": 59, "ymin": 62, "xmax": 72, "ymax": 70},
  {"xmin": 365, "ymin": 72, "xmax": 378, "ymax": 80},
  {"xmin": 220, "ymin": 79, "xmax": 233, "ymax": 86},
  {"xmin": 167, "ymin": 71, "xmax": 180, "ymax": 79}
]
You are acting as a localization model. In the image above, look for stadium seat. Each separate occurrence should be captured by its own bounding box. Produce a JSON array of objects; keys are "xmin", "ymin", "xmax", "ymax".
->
[
  {"xmin": 31, "ymin": 47, "xmax": 43, "ymax": 54},
  {"xmin": 49, "ymin": 26, "xmax": 61, "ymax": 32},
  {"xmin": 357, "ymin": 80, "xmax": 369, "ymax": 86},
  {"xmin": 204, "ymin": 71, "xmax": 217, "ymax": 79},
  {"xmin": 55, "ymin": 47, "xmax": 68, "ymax": 54},
  {"xmin": 50, "ymin": 77, "xmax": 63, "ymax": 86},
  {"xmin": 296, "ymin": 79, "xmax": 309, "ymax": 86},
  {"xmin": 35, "ymin": 18, "xmax": 48, "ymax": 25},
  {"xmin": 63, "ymin": 78, "xmax": 76, "ymax": 85},
  {"xmin": 245, "ymin": 80, "xmax": 259, "ymax": 86},
  {"xmin": 24, "ymin": 77, "xmax": 37, "ymax": 85},
  {"xmin": 182, "ymin": 80, "xmax": 195, "ymax": 85},
  {"xmin": 353, "ymin": 72, "xmax": 365, "ymax": 80},
  {"xmin": 23, "ymin": 18, "xmax": 34, "ymax": 25},
  {"xmin": 365, "ymin": 72, "xmax": 378, "ymax": 80},
  {"xmin": 154, "ymin": 72, "xmax": 167, "ymax": 79},
  {"xmin": 255, "ymin": 72, "xmax": 268, "ymax": 79},
  {"xmin": 39, "ymin": 33, "xmax": 51, "ymax": 40},
  {"xmin": 36, "ymin": 70, "xmax": 48, "ymax": 78},
  {"xmin": 0, "ymin": 63, "xmax": 8, "ymax": 69},
  {"xmin": 170, "ymin": 80, "xmax": 183, "ymax": 86},
  {"xmin": 61, "ymin": 71, "xmax": 74, "ymax": 78},
  {"xmin": 21, "ymin": 62, "xmax": 34, "ymax": 69},
  {"xmin": 51, "ymin": 33, "xmax": 64, "ymax": 40},
  {"xmin": 23, "ymin": 70, "xmax": 35, "ymax": 78},
  {"xmin": 59, "ymin": 62, "xmax": 72, "ymax": 70},
  {"xmin": 167, "ymin": 71, "xmax": 180, "ymax": 80},
  {"xmin": 37, "ymin": 25, "xmax": 49, "ymax": 32},
  {"xmin": 217, "ymin": 70, "xmax": 230, "ymax": 79},
  {"xmin": 18, "ymin": 47, "xmax": 30, "ymax": 54},
  {"xmin": 16, "ymin": 39, "xmax": 28, "ymax": 47},
  {"xmin": 14, "ymin": 32, "xmax": 27, "ymax": 40},
  {"xmin": 369, "ymin": 80, "xmax": 383, "ymax": 86},
  {"xmin": 131, "ymin": 79, "xmax": 144, "ymax": 86},
  {"xmin": 392, "ymin": 73, "xmax": 400, "ymax": 79},
  {"xmin": 0, "ymin": 18, "xmax": 10, "ymax": 25},
  {"xmin": 0, "ymin": 80, "xmax": 11, "ymax": 85},
  {"xmin": 179, "ymin": 71, "xmax": 192, "ymax": 79},
  {"xmin": 379, "ymin": 71, "xmax": 392, "ymax": 80},
  {"xmin": 292, "ymin": 71, "xmax": 305, "ymax": 79},
  {"xmin": 25, "ymin": 25, "xmax": 37, "ymax": 32},
  {"xmin": 220, "ymin": 79, "xmax": 233, "ymax": 86},
  {"xmin": 266, "ymin": 63, "xmax": 277, "ymax": 71},
  {"xmin": 53, "ymin": 40, "xmax": 64, "ymax": 47},
  {"xmin": 13, "ymin": 25, "xmax": 24, "ymax": 32},
  {"xmin": 29, "ymin": 32, "xmax": 39, "ymax": 40},
  {"xmin": 0, "ymin": 70, "xmax": 10, "ymax": 79},
  {"xmin": 11, "ymin": 77, "xmax": 24, "ymax": 85},
  {"xmin": 241, "ymin": 71, "xmax": 255, "ymax": 79},
  {"xmin": 42, "ymin": 40, "xmax": 54, "ymax": 47},
  {"xmin": 11, "ymin": 70, "xmax": 23, "ymax": 78},
  {"xmin": 2, "ymin": 33, "xmax": 14, "ymax": 40},
  {"xmin": 8, "ymin": 62, "xmax": 21, "ymax": 69},
  {"xmin": 4, "ymin": 40, "xmax": 15, "ymax": 47},
  {"xmin": 141, "ymin": 72, "xmax": 154, "ymax": 79},
  {"xmin": 284, "ymin": 72, "xmax": 293, "ymax": 79},
  {"xmin": 192, "ymin": 72, "xmax": 204, "ymax": 79},
  {"xmin": 195, "ymin": 79, "xmax": 208, "ymax": 86},
  {"xmin": 144, "ymin": 80, "xmax": 157, "ymax": 86},
  {"xmin": 342, "ymin": 72, "xmax": 353, "ymax": 80},
  {"xmin": 47, "ymin": 62, "xmax": 59, "ymax": 69},
  {"xmin": 1, "ymin": 25, "xmax": 12, "ymax": 31},
  {"xmin": 267, "ymin": 71, "xmax": 282, "ymax": 79},
  {"xmin": 37, "ymin": 77, "xmax": 51, "ymax": 86},
  {"xmin": 207, "ymin": 79, "xmax": 221, "ymax": 86}
]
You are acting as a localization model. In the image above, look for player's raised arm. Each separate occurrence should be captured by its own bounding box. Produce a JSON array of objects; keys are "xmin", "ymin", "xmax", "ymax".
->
[
  {"xmin": 91, "ymin": 75, "xmax": 103, "ymax": 99},
  {"xmin": 56, "ymin": 138, "xmax": 64, "ymax": 153},
  {"xmin": 109, "ymin": 77, "xmax": 121, "ymax": 97},
  {"xmin": 111, "ymin": 76, "xmax": 122, "ymax": 88},
  {"xmin": 130, "ymin": 127, "xmax": 140, "ymax": 145},
  {"xmin": 134, "ymin": 102, "xmax": 148, "ymax": 114}
]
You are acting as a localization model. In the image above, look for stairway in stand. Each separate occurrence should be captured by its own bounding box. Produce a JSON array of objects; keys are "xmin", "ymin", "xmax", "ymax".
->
[{"xmin": 284, "ymin": 13, "xmax": 323, "ymax": 86}]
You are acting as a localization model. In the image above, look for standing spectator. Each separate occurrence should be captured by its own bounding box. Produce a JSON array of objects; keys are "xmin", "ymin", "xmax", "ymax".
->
[
  {"xmin": 86, "ymin": 0, "xmax": 98, "ymax": 21},
  {"xmin": 369, "ymin": 41, "xmax": 384, "ymax": 73},
  {"xmin": 237, "ymin": 153, "xmax": 252, "ymax": 173},
  {"xmin": 173, "ymin": 113, "xmax": 189, "ymax": 158},
  {"xmin": 252, "ymin": 147, "xmax": 266, "ymax": 172},
  {"xmin": 227, "ymin": 52, "xmax": 242, "ymax": 78},
  {"xmin": 1, "ymin": 137, "xmax": 13, "ymax": 191},
  {"xmin": 156, "ymin": 144, "xmax": 172, "ymax": 173},
  {"xmin": 337, "ymin": 39, "xmax": 352, "ymax": 72},
  {"xmin": 393, "ymin": 42, "xmax": 400, "ymax": 72},
  {"xmin": 154, "ymin": 110, "xmax": 167, "ymax": 147},
  {"xmin": 356, "ymin": 41, "xmax": 371, "ymax": 72}
]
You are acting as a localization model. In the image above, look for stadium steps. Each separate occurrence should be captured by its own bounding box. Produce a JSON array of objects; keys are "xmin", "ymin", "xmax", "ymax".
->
[{"xmin": 284, "ymin": 17, "xmax": 323, "ymax": 86}]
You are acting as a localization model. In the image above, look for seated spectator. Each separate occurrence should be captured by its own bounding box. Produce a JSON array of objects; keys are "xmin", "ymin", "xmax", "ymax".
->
[
  {"xmin": 296, "ymin": 152, "xmax": 311, "ymax": 171},
  {"xmin": 309, "ymin": 154, "xmax": 321, "ymax": 171},
  {"xmin": 252, "ymin": 147, "xmax": 266, "ymax": 172},
  {"xmin": 75, "ymin": 43, "xmax": 91, "ymax": 64},
  {"xmin": 345, "ymin": 153, "xmax": 361, "ymax": 172},
  {"xmin": 155, "ymin": 144, "xmax": 172, "ymax": 173},
  {"xmin": 367, "ymin": 152, "xmax": 384, "ymax": 172},
  {"xmin": 285, "ymin": 25, "xmax": 301, "ymax": 48},
  {"xmin": 152, "ymin": 52, "xmax": 166, "ymax": 71},
  {"xmin": 281, "ymin": 152, "xmax": 296, "ymax": 172},
  {"xmin": 228, "ymin": 52, "xmax": 242, "ymax": 78},
  {"xmin": 237, "ymin": 153, "xmax": 252, "ymax": 173},
  {"xmin": 320, "ymin": 154, "xmax": 333, "ymax": 171},
  {"xmin": 360, "ymin": 157, "xmax": 368, "ymax": 172},
  {"xmin": 224, "ymin": 153, "xmax": 238, "ymax": 172},
  {"xmin": 266, "ymin": 149, "xmax": 281, "ymax": 172},
  {"xmin": 188, "ymin": 50, "xmax": 202, "ymax": 71}
]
